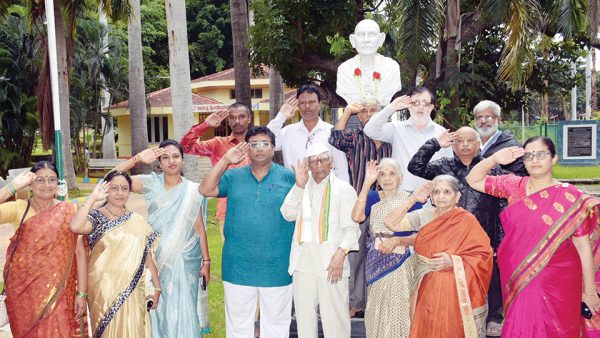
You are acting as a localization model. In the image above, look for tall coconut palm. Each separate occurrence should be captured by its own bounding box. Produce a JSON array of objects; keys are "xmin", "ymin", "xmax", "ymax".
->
[
  {"xmin": 230, "ymin": 0, "xmax": 252, "ymax": 106},
  {"xmin": 128, "ymin": 0, "xmax": 151, "ymax": 174},
  {"xmin": 164, "ymin": 0, "xmax": 200, "ymax": 181}
]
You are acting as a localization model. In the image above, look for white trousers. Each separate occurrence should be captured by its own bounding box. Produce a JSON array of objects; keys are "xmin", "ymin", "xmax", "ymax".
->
[
  {"xmin": 223, "ymin": 281, "xmax": 293, "ymax": 338},
  {"xmin": 293, "ymin": 271, "xmax": 350, "ymax": 338}
]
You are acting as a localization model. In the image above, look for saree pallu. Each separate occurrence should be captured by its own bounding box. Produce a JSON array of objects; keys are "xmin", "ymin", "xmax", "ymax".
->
[
  {"xmin": 140, "ymin": 174, "xmax": 210, "ymax": 337},
  {"xmin": 409, "ymin": 208, "xmax": 492, "ymax": 338},
  {"xmin": 4, "ymin": 201, "xmax": 85, "ymax": 338},
  {"xmin": 498, "ymin": 184, "xmax": 598, "ymax": 337},
  {"xmin": 87, "ymin": 210, "xmax": 157, "ymax": 338}
]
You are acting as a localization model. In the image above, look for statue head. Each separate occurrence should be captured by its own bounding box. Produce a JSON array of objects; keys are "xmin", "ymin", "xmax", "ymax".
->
[{"xmin": 349, "ymin": 19, "xmax": 386, "ymax": 56}]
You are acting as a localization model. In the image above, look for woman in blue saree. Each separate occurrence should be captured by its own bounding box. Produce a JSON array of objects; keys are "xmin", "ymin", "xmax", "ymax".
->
[
  {"xmin": 115, "ymin": 139, "xmax": 211, "ymax": 336},
  {"xmin": 352, "ymin": 159, "xmax": 417, "ymax": 337}
]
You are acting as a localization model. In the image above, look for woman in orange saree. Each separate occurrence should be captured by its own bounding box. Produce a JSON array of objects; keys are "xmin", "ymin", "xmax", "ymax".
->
[
  {"xmin": 0, "ymin": 161, "xmax": 87, "ymax": 337},
  {"xmin": 467, "ymin": 136, "xmax": 600, "ymax": 337},
  {"xmin": 385, "ymin": 175, "xmax": 493, "ymax": 338}
]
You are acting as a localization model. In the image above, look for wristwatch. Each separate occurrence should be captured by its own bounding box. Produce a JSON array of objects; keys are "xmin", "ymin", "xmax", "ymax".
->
[{"xmin": 338, "ymin": 247, "xmax": 349, "ymax": 256}]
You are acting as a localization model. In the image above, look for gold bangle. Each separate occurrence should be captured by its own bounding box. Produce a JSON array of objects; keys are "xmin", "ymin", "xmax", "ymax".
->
[
  {"xmin": 584, "ymin": 290, "xmax": 596, "ymax": 296},
  {"xmin": 154, "ymin": 287, "xmax": 162, "ymax": 292},
  {"xmin": 76, "ymin": 291, "xmax": 88, "ymax": 299}
]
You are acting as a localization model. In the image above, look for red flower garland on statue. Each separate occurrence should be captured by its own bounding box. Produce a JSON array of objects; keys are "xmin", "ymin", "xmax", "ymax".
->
[
  {"xmin": 373, "ymin": 72, "xmax": 381, "ymax": 80},
  {"xmin": 354, "ymin": 68, "xmax": 362, "ymax": 76}
]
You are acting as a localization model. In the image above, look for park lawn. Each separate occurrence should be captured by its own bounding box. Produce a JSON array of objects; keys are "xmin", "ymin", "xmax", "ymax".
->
[
  {"xmin": 553, "ymin": 164, "xmax": 600, "ymax": 179},
  {"xmin": 206, "ymin": 198, "xmax": 226, "ymax": 337}
]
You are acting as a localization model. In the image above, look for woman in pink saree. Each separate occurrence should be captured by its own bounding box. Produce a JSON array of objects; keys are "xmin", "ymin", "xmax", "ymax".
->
[{"xmin": 467, "ymin": 136, "xmax": 600, "ymax": 337}]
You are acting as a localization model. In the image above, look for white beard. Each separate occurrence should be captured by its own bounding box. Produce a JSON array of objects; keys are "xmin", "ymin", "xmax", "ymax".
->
[{"xmin": 476, "ymin": 124, "xmax": 498, "ymax": 138}]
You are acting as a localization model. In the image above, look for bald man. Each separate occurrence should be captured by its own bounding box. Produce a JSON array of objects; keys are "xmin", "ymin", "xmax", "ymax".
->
[{"xmin": 407, "ymin": 126, "xmax": 506, "ymax": 332}]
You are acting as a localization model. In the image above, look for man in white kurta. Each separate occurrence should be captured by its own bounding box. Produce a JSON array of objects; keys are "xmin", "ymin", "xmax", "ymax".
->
[
  {"xmin": 363, "ymin": 87, "xmax": 453, "ymax": 192},
  {"xmin": 267, "ymin": 84, "xmax": 350, "ymax": 182},
  {"xmin": 281, "ymin": 143, "xmax": 359, "ymax": 338}
]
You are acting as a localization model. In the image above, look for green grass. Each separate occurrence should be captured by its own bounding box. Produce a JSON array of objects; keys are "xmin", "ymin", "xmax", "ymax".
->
[
  {"xmin": 206, "ymin": 198, "xmax": 226, "ymax": 337},
  {"xmin": 553, "ymin": 164, "xmax": 600, "ymax": 179}
]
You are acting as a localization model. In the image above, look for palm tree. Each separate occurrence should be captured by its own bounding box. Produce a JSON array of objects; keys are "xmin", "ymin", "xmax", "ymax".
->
[
  {"xmin": 164, "ymin": 0, "xmax": 200, "ymax": 181},
  {"xmin": 0, "ymin": 0, "xmax": 129, "ymax": 188},
  {"xmin": 230, "ymin": 0, "xmax": 252, "ymax": 106},
  {"xmin": 127, "ymin": 0, "xmax": 151, "ymax": 174}
]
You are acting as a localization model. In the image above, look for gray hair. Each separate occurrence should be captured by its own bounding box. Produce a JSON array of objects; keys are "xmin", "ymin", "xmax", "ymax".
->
[
  {"xmin": 361, "ymin": 96, "xmax": 381, "ymax": 109},
  {"xmin": 432, "ymin": 175, "xmax": 460, "ymax": 193},
  {"xmin": 378, "ymin": 158, "xmax": 403, "ymax": 177},
  {"xmin": 473, "ymin": 100, "xmax": 501, "ymax": 118}
]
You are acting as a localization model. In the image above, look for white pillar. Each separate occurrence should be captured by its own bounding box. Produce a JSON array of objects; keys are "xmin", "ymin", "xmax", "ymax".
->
[{"xmin": 571, "ymin": 62, "xmax": 577, "ymax": 120}]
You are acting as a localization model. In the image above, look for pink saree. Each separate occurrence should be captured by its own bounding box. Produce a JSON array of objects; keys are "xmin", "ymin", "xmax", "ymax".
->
[{"xmin": 486, "ymin": 175, "xmax": 599, "ymax": 337}]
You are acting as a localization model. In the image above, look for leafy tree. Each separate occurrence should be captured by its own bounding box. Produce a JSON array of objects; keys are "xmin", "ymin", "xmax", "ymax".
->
[{"xmin": 0, "ymin": 5, "xmax": 40, "ymax": 175}]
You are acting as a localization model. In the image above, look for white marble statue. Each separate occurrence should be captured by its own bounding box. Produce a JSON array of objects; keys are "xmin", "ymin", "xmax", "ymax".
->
[{"xmin": 336, "ymin": 19, "xmax": 401, "ymax": 105}]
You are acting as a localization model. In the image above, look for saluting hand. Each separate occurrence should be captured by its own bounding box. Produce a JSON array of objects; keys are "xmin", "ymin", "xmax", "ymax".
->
[
  {"xmin": 205, "ymin": 110, "xmax": 229, "ymax": 128},
  {"xmin": 436, "ymin": 130, "xmax": 457, "ymax": 148},
  {"xmin": 280, "ymin": 97, "xmax": 299, "ymax": 118},
  {"xmin": 363, "ymin": 160, "xmax": 379, "ymax": 186},
  {"xmin": 492, "ymin": 146, "xmax": 525, "ymax": 165},
  {"xmin": 291, "ymin": 159, "xmax": 309, "ymax": 189},
  {"xmin": 411, "ymin": 182, "xmax": 434, "ymax": 204},
  {"xmin": 223, "ymin": 143, "xmax": 249, "ymax": 165},
  {"xmin": 11, "ymin": 171, "xmax": 36, "ymax": 190}
]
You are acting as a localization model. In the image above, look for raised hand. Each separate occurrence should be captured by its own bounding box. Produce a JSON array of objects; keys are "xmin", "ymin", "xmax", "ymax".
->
[
  {"xmin": 291, "ymin": 159, "xmax": 309, "ymax": 189},
  {"xmin": 412, "ymin": 182, "xmax": 435, "ymax": 203},
  {"xmin": 205, "ymin": 110, "xmax": 229, "ymax": 128},
  {"xmin": 492, "ymin": 146, "xmax": 525, "ymax": 165},
  {"xmin": 391, "ymin": 95, "xmax": 412, "ymax": 111},
  {"xmin": 344, "ymin": 103, "xmax": 363, "ymax": 115},
  {"xmin": 280, "ymin": 97, "xmax": 299, "ymax": 118},
  {"xmin": 223, "ymin": 142, "xmax": 249, "ymax": 165},
  {"xmin": 364, "ymin": 160, "xmax": 379, "ymax": 186},
  {"xmin": 436, "ymin": 130, "xmax": 457, "ymax": 148},
  {"xmin": 11, "ymin": 171, "xmax": 36, "ymax": 190},
  {"xmin": 90, "ymin": 181, "xmax": 109, "ymax": 203},
  {"xmin": 137, "ymin": 147, "xmax": 166, "ymax": 164}
]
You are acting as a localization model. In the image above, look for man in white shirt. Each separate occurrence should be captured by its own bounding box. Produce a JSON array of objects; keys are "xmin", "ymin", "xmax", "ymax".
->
[
  {"xmin": 363, "ymin": 87, "xmax": 453, "ymax": 192},
  {"xmin": 267, "ymin": 84, "xmax": 350, "ymax": 182},
  {"xmin": 281, "ymin": 143, "xmax": 359, "ymax": 338}
]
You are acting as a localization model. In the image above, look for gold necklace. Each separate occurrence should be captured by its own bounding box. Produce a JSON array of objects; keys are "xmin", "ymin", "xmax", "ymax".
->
[{"xmin": 106, "ymin": 206, "xmax": 126, "ymax": 218}]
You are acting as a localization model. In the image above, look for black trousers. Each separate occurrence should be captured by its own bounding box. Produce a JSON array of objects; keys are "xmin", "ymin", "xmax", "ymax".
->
[{"xmin": 487, "ymin": 255, "xmax": 503, "ymax": 323}]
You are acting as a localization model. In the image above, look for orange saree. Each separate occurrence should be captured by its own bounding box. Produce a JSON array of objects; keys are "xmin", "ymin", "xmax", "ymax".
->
[
  {"xmin": 3, "ymin": 201, "xmax": 85, "ymax": 338},
  {"xmin": 409, "ymin": 208, "xmax": 493, "ymax": 338}
]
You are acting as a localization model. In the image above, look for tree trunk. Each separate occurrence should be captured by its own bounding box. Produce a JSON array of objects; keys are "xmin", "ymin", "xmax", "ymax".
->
[
  {"xmin": 230, "ymin": 0, "xmax": 252, "ymax": 106},
  {"xmin": 443, "ymin": 0, "xmax": 460, "ymax": 128},
  {"xmin": 54, "ymin": 2, "xmax": 78, "ymax": 190},
  {"xmin": 591, "ymin": 48, "xmax": 597, "ymax": 113},
  {"xmin": 589, "ymin": 0, "xmax": 600, "ymax": 48},
  {"xmin": 164, "ymin": 0, "xmax": 200, "ymax": 182},
  {"xmin": 269, "ymin": 68, "xmax": 284, "ymax": 119},
  {"xmin": 128, "ymin": 0, "xmax": 151, "ymax": 173}
]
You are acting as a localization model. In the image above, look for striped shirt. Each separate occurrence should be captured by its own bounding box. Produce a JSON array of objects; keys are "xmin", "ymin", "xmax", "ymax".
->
[{"xmin": 329, "ymin": 128, "xmax": 392, "ymax": 192}]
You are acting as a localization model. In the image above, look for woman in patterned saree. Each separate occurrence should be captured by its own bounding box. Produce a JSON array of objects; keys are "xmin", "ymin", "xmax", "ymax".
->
[
  {"xmin": 352, "ymin": 159, "xmax": 415, "ymax": 337},
  {"xmin": 0, "ymin": 161, "xmax": 87, "ymax": 337},
  {"xmin": 385, "ymin": 175, "xmax": 493, "ymax": 338},
  {"xmin": 467, "ymin": 136, "xmax": 600, "ymax": 337},
  {"xmin": 70, "ymin": 171, "xmax": 161, "ymax": 337},
  {"xmin": 113, "ymin": 139, "xmax": 210, "ymax": 337}
]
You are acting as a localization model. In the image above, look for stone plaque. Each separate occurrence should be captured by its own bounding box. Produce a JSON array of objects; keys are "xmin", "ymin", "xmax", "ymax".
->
[{"xmin": 567, "ymin": 126, "xmax": 593, "ymax": 157}]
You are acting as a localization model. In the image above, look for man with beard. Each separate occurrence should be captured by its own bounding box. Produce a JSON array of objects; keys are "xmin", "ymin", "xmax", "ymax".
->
[
  {"xmin": 181, "ymin": 102, "xmax": 252, "ymax": 240},
  {"xmin": 199, "ymin": 127, "xmax": 296, "ymax": 338},
  {"xmin": 407, "ymin": 126, "xmax": 506, "ymax": 336},
  {"xmin": 473, "ymin": 100, "xmax": 526, "ymax": 176},
  {"xmin": 328, "ymin": 96, "xmax": 392, "ymax": 318},
  {"xmin": 363, "ymin": 87, "xmax": 452, "ymax": 192}
]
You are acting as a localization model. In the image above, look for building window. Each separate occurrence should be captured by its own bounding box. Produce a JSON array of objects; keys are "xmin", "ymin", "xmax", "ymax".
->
[
  {"xmin": 147, "ymin": 116, "xmax": 169, "ymax": 143},
  {"xmin": 251, "ymin": 88, "xmax": 263, "ymax": 98},
  {"xmin": 229, "ymin": 88, "xmax": 263, "ymax": 99}
]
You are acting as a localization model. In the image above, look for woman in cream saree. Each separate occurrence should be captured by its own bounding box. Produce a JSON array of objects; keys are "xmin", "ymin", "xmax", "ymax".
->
[{"xmin": 70, "ymin": 171, "xmax": 161, "ymax": 338}]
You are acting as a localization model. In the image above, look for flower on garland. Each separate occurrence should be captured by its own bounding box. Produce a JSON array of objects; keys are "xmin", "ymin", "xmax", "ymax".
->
[
  {"xmin": 354, "ymin": 68, "xmax": 362, "ymax": 77},
  {"xmin": 373, "ymin": 72, "xmax": 381, "ymax": 80}
]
